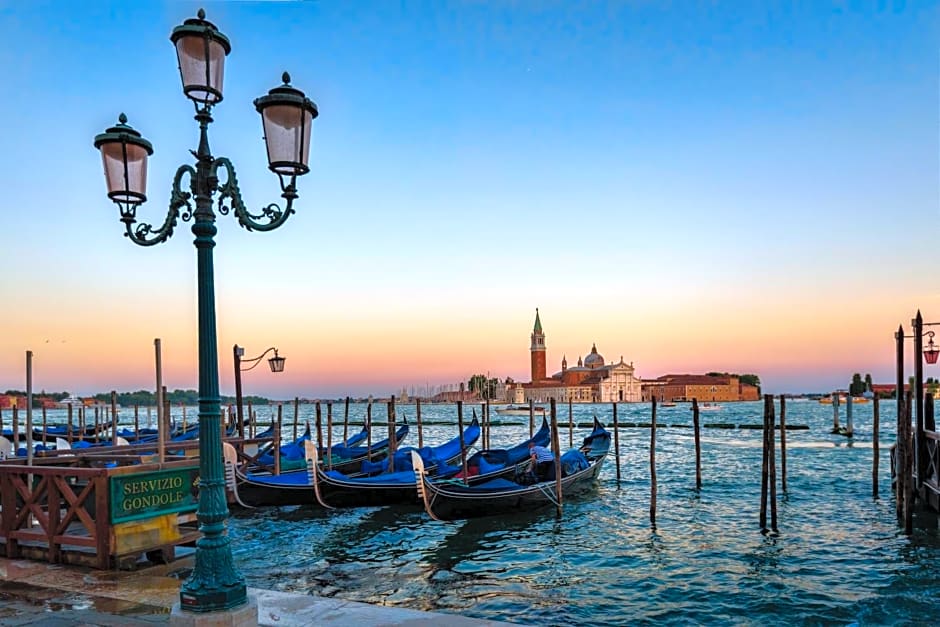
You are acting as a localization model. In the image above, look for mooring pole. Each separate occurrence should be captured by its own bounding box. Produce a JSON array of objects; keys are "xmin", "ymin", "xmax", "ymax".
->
[
  {"xmin": 613, "ymin": 401, "xmax": 621, "ymax": 482},
  {"xmin": 315, "ymin": 401, "xmax": 323, "ymax": 455},
  {"xmin": 873, "ymin": 395, "xmax": 880, "ymax": 499},
  {"xmin": 387, "ymin": 396, "xmax": 397, "ymax": 473},
  {"xmin": 416, "ymin": 397, "xmax": 423, "ymax": 449},
  {"xmin": 327, "ymin": 402, "xmax": 333, "ymax": 472},
  {"xmin": 768, "ymin": 395, "xmax": 778, "ymax": 533},
  {"xmin": 457, "ymin": 400, "xmax": 468, "ymax": 484},
  {"xmin": 904, "ymin": 391, "xmax": 914, "ymax": 535},
  {"xmin": 551, "ymin": 398, "xmax": 563, "ymax": 517},
  {"xmin": 650, "ymin": 397, "xmax": 657, "ymax": 527},
  {"xmin": 760, "ymin": 395, "xmax": 770, "ymax": 531},
  {"xmin": 366, "ymin": 400, "xmax": 373, "ymax": 462},
  {"xmin": 293, "ymin": 397, "xmax": 300, "ymax": 441},
  {"xmin": 529, "ymin": 398, "xmax": 535, "ymax": 438},
  {"xmin": 692, "ymin": 398, "xmax": 702, "ymax": 490},
  {"xmin": 779, "ymin": 395, "xmax": 788, "ymax": 492},
  {"xmin": 832, "ymin": 393, "xmax": 840, "ymax": 432}
]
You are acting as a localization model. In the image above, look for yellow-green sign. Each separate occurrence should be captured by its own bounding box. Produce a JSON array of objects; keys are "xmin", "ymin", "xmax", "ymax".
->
[{"xmin": 110, "ymin": 467, "xmax": 200, "ymax": 523}]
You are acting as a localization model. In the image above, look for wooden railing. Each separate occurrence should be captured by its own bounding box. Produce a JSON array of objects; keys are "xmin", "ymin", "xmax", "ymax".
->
[{"xmin": 0, "ymin": 455, "xmax": 200, "ymax": 569}]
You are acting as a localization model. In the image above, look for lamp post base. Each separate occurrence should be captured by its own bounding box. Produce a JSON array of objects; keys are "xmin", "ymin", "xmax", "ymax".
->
[{"xmin": 171, "ymin": 595, "xmax": 258, "ymax": 626}]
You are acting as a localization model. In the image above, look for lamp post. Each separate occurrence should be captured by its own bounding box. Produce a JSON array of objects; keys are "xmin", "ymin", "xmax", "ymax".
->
[
  {"xmin": 93, "ymin": 9, "xmax": 317, "ymax": 614},
  {"xmin": 234, "ymin": 345, "xmax": 285, "ymax": 438}
]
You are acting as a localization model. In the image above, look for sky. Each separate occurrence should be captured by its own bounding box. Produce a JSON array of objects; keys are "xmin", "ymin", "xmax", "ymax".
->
[{"xmin": 0, "ymin": 1, "xmax": 937, "ymax": 399}]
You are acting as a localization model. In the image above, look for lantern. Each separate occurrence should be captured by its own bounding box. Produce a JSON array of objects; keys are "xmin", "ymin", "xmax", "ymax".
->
[
  {"xmin": 170, "ymin": 9, "xmax": 231, "ymax": 106},
  {"xmin": 267, "ymin": 350, "xmax": 286, "ymax": 373},
  {"xmin": 93, "ymin": 114, "xmax": 154, "ymax": 205},
  {"xmin": 254, "ymin": 72, "xmax": 319, "ymax": 177}
]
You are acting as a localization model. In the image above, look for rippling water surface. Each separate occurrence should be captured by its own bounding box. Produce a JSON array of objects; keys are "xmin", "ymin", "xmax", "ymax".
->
[{"xmin": 118, "ymin": 400, "xmax": 940, "ymax": 624}]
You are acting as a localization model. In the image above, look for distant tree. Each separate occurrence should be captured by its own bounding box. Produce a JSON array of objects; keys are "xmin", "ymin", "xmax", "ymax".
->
[
  {"xmin": 864, "ymin": 373, "xmax": 873, "ymax": 392},
  {"xmin": 467, "ymin": 374, "xmax": 488, "ymax": 399},
  {"xmin": 739, "ymin": 374, "xmax": 761, "ymax": 391},
  {"xmin": 849, "ymin": 373, "xmax": 864, "ymax": 396}
]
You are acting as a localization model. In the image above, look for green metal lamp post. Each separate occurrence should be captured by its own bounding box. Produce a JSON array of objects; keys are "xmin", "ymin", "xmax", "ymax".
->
[
  {"xmin": 93, "ymin": 9, "xmax": 317, "ymax": 614},
  {"xmin": 234, "ymin": 345, "xmax": 285, "ymax": 439}
]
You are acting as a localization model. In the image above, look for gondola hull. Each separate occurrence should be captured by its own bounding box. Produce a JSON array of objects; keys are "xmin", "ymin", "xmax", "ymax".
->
[{"xmin": 417, "ymin": 452, "xmax": 606, "ymax": 521}]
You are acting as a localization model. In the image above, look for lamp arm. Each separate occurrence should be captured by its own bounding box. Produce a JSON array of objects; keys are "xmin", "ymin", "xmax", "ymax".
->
[
  {"xmin": 240, "ymin": 346, "xmax": 278, "ymax": 372},
  {"xmin": 121, "ymin": 164, "xmax": 196, "ymax": 247},
  {"xmin": 212, "ymin": 157, "xmax": 297, "ymax": 232}
]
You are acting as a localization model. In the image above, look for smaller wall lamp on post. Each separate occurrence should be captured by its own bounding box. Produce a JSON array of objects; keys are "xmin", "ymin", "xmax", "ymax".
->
[
  {"xmin": 233, "ymin": 345, "xmax": 285, "ymax": 439},
  {"xmin": 923, "ymin": 331, "xmax": 939, "ymax": 365}
]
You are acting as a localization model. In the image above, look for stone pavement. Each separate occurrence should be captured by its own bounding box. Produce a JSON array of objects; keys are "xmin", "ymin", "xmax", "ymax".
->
[{"xmin": 0, "ymin": 556, "xmax": 517, "ymax": 626}]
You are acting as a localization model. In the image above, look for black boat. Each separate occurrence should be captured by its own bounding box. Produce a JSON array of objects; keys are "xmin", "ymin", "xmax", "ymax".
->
[
  {"xmin": 225, "ymin": 418, "xmax": 475, "ymax": 508},
  {"xmin": 304, "ymin": 416, "xmax": 553, "ymax": 508},
  {"xmin": 412, "ymin": 422, "xmax": 610, "ymax": 521}
]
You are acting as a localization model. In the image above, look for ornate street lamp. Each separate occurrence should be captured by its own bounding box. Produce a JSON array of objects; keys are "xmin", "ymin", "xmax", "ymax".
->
[
  {"xmin": 233, "ymin": 345, "xmax": 285, "ymax": 438},
  {"xmin": 93, "ymin": 9, "xmax": 317, "ymax": 615}
]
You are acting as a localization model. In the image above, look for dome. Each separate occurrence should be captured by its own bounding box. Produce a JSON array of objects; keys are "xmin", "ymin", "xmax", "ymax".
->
[{"xmin": 584, "ymin": 343, "xmax": 605, "ymax": 369}]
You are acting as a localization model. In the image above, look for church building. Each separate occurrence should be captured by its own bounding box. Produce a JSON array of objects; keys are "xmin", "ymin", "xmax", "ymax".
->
[{"xmin": 513, "ymin": 309, "xmax": 643, "ymax": 403}]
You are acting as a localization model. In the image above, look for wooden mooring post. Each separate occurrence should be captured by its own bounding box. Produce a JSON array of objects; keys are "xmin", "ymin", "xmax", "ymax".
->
[
  {"xmin": 758, "ymin": 394, "xmax": 779, "ymax": 533},
  {"xmin": 529, "ymin": 398, "xmax": 535, "ymax": 438},
  {"xmin": 366, "ymin": 400, "xmax": 373, "ymax": 461},
  {"xmin": 327, "ymin": 402, "xmax": 333, "ymax": 471},
  {"xmin": 872, "ymin": 395, "xmax": 880, "ymax": 499},
  {"xmin": 110, "ymin": 391, "xmax": 118, "ymax": 442},
  {"xmin": 779, "ymin": 395, "xmax": 788, "ymax": 492},
  {"xmin": 551, "ymin": 398, "xmax": 563, "ymax": 517},
  {"xmin": 12, "ymin": 405, "xmax": 19, "ymax": 450},
  {"xmin": 831, "ymin": 393, "xmax": 840, "ymax": 433},
  {"xmin": 416, "ymin": 397, "xmax": 423, "ymax": 448},
  {"xmin": 904, "ymin": 392, "xmax": 914, "ymax": 534},
  {"xmin": 457, "ymin": 400, "xmax": 468, "ymax": 484},
  {"xmin": 315, "ymin": 401, "xmax": 323, "ymax": 454},
  {"xmin": 387, "ymin": 396, "xmax": 397, "ymax": 473},
  {"xmin": 613, "ymin": 401, "xmax": 621, "ymax": 482},
  {"xmin": 274, "ymin": 411, "xmax": 282, "ymax": 476},
  {"xmin": 692, "ymin": 398, "xmax": 701, "ymax": 490},
  {"xmin": 293, "ymin": 397, "xmax": 300, "ymax": 440},
  {"xmin": 343, "ymin": 396, "xmax": 350, "ymax": 444},
  {"xmin": 650, "ymin": 398, "xmax": 657, "ymax": 526}
]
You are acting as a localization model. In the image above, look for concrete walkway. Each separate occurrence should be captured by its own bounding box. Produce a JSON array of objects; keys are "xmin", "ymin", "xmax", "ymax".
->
[{"xmin": 0, "ymin": 556, "xmax": 516, "ymax": 626}]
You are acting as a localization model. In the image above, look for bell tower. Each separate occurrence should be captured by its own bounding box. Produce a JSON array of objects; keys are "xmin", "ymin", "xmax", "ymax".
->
[{"xmin": 530, "ymin": 308, "xmax": 546, "ymax": 382}]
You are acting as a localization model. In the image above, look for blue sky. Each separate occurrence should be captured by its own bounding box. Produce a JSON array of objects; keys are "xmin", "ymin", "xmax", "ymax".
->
[{"xmin": 0, "ymin": 1, "xmax": 937, "ymax": 397}]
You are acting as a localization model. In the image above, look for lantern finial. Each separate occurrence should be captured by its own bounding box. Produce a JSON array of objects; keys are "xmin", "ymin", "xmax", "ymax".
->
[
  {"xmin": 118, "ymin": 112, "xmax": 128, "ymax": 124},
  {"xmin": 282, "ymin": 71, "xmax": 291, "ymax": 84},
  {"xmin": 197, "ymin": 8, "xmax": 206, "ymax": 19}
]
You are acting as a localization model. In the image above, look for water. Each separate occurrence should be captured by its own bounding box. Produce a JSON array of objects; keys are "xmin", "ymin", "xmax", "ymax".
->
[{"xmin": 18, "ymin": 400, "xmax": 940, "ymax": 624}]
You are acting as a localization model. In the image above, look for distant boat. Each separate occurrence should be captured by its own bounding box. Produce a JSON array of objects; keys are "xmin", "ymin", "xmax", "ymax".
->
[
  {"xmin": 660, "ymin": 402, "xmax": 677, "ymax": 407},
  {"xmin": 495, "ymin": 405, "xmax": 546, "ymax": 416},
  {"xmin": 700, "ymin": 403, "xmax": 723, "ymax": 411},
  {"xmin": 56, "ymin": 395, "xmax": 84, "ymax": 409}
]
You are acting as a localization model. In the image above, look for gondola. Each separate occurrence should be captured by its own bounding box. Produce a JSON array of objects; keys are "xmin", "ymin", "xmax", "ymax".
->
[
  {"xmin": 251, "ymin": 421, "xmax": 372, "ymax": 472},
  {"xmin": 412, "ymin": 423, "xmax": 609, "ymax": 521},
  {"xmin": 224, "ymin": 418, "xmax": 471, "ymax": 508},
  {"xmin": 304, "ymin": 416, "xmax": 552, "ymax": 508}
]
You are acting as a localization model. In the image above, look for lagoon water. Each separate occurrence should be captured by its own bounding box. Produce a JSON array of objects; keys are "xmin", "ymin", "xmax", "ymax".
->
[
  {"xmin": 219, "ymin": 399, "xmax": 939, "ymax": 626},
  {"xmin": 19, "ymin": 399, "xmax": 940, "ymax": 624}
]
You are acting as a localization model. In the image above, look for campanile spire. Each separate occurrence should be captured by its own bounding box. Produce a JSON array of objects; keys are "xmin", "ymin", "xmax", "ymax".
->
[{"xmin": 530, "ymin": 308, "xmax": 546, "ymax": 381}]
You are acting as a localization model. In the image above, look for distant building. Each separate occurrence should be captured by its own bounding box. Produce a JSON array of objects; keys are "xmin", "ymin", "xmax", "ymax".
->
[
  {"xmin": 517, "ymin": 309, "xmax": 643, "ymax": 403},
  {"xmin": 642, "ymin": 374, "xmax": 759, "ymax": 402}
]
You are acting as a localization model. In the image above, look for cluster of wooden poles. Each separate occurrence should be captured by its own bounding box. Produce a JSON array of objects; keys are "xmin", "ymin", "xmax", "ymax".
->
[{"xmin": 893, "ymin": 390, "xmax": 934, "ymax": 535}]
